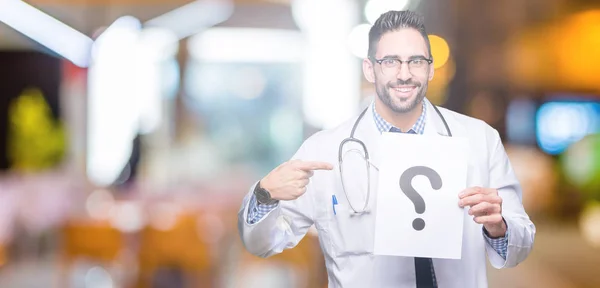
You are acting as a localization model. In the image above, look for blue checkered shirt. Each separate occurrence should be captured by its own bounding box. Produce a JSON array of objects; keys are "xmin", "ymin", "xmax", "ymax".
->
[{"xmin": 247, "ymin": 99, "xmax": 508, "ymax": 262}]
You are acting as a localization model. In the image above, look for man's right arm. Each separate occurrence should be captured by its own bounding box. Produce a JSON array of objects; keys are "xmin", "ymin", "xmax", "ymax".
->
[
  {"xmin": 237, "ymin": 177, "xmax": 314, "ymax": 258},
  {"xmin": 237, "ymin": 141, "xmax": 333, "ymax": 258}
]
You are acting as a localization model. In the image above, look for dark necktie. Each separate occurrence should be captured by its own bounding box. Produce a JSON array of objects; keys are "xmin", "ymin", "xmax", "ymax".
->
[{"xmin": 389, "ymin": 127, "xmax": 437, "ymax": 288}]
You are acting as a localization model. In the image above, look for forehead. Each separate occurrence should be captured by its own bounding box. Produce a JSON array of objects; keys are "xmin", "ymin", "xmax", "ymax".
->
[{"xmin": 375, "ymin": 28, "xmax": 429, "ymax": 59}]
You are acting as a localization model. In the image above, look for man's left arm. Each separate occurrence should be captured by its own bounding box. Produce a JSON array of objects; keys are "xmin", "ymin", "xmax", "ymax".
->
[
  {"xmin": 459, "ymin": 128, "xmax": 535, "ymax": 269},
  {"xmin": 482, "ymin": 218, "xmax": 508, "ymax": 260}
]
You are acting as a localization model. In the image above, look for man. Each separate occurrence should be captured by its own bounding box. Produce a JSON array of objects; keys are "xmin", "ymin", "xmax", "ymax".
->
[{"xmin": 238, "ymin": 10, "xmax": 535, "ymax": 288}]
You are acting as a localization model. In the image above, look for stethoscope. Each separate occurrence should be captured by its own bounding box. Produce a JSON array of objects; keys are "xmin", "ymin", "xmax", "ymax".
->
[{"xmin": 338, "ymin": 103, "xmax": 453, "ymax": 215}]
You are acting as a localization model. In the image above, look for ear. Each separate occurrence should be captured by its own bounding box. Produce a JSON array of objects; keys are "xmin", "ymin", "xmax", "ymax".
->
[
  {"xmin": 363, "ymin": 58, "xmax": 376, "ymax": 83},
  {"xmin": 428, "ymin": 60, "xmax": 435, "ymax": 81}
]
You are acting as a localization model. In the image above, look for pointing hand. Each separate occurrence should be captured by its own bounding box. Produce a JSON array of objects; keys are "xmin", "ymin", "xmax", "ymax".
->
[{"xmin": 260, "ymin": 160, "xmax": 333, "ymax": 201}]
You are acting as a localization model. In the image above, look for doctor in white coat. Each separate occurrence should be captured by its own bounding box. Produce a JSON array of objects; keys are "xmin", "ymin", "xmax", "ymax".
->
[{"xmin": 238, "ymin": 10, "xmax": 535, "ymax": 288}]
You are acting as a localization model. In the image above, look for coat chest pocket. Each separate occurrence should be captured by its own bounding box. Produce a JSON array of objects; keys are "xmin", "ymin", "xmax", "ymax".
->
[
  {"xmin": 321, "ymin": 160, "xmax": 377, "ymax": 258},
  {"xmin": 327, "ymin": 199, "xmax": 375, "ymax": 258}
]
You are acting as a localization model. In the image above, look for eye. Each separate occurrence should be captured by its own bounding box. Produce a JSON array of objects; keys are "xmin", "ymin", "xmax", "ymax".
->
[
  {"xmin": 411, "ymin": 59, "xmax": 424, "ymax": 66},
  {"xmin": 382, "ymin": 59, "xmax": 398, "ymax": 67}
]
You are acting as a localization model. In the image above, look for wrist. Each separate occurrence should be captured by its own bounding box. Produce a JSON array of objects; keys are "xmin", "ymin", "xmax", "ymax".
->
[
  {"xmin": 258, "ymin": 179, "xmax": 271, "ymax": 193},
  {"xmin": 484, "ymin": 218, "xmax": 507, "ymax": 238},
  {"xmin": 254, "ymin": 180, "xmax": 278, "ymax": 205}
]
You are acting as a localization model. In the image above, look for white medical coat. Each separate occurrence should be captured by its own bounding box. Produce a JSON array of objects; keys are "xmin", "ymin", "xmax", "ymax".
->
[{"xmin": 238, "ymin": 100, "xmax": 535, "ymax": 288}]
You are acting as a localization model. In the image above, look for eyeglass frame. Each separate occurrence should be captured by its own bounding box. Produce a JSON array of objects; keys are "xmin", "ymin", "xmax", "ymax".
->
[{"xmin": 369, "ymin": 55, "xmax": 433, "ymax": 76}]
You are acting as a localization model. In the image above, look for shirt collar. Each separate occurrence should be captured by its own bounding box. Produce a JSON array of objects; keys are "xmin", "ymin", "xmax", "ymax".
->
[{"xmin": 372, "ymin": 98, "xmax": 428, "ymax": 134}]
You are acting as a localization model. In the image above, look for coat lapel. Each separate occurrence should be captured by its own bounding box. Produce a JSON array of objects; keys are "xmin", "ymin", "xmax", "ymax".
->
[
  {"xmin": 423, "ymin": 99, "xmax": 466, "ymax": 138},
  {"xmin": 356, "ymin": 103, "xmax": 384, "ymax": 172}
]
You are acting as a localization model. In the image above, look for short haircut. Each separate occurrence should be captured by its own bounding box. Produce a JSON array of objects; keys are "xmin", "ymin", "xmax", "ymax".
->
[{"xmin": 368, "ymin": 10, "xmax": 432, "ymax": 61}]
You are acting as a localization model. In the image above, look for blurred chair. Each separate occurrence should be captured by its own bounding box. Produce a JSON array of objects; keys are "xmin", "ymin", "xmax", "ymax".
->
[
  {"xmin": 235, "ymin": 231, "xmax": 327, "ymax": 288},
  {"xmin": 135, "ymin": 212, "xmax": 214, "ymax": 288},
  {"xmin": 59, "ymin": 220, "xmax": 125, "ymax": 287}
]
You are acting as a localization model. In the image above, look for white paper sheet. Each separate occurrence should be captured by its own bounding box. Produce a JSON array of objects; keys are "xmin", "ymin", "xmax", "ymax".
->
[{"xmin": 373, "ymin": 132, "xmax": 468, "ymax": 259}]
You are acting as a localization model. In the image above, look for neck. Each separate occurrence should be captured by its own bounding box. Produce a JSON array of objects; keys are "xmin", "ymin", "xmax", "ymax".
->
[{"xmin": 375, "ymin": 99, "xmax": 423, "ymax": 132}]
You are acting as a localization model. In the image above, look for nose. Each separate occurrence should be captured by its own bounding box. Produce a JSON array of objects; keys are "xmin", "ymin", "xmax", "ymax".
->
[{"xmin": 396, "ymin": 62, "xmax": 411, "ymax": 81}]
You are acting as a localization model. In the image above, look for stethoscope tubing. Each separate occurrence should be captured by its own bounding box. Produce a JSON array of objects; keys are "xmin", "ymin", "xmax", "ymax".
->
[{"xmin": 337, "ymin": 102, "xmax": 452, "ymax": 215}]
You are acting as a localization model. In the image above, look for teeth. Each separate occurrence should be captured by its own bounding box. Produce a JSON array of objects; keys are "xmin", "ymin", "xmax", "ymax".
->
[{"xmin": 395, "ymin": 87, "xmax": 414, "ymax": 93}]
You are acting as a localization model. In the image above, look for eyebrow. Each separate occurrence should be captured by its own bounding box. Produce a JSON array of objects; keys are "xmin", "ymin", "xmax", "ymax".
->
[
  {"xmin": 380, "ymin": 55, "xmax": 429, "ymax": 60},
  {"xmin": 408, "ymin": 55, "xmax": 429, "ymax": 60}
]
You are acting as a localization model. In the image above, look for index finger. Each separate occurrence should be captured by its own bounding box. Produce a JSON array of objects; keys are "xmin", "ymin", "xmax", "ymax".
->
[
  {"xmin": 458, "ymin": 187, "xmax": 484, "ymax": 199},
  {"xmin": 294, "ymin": 161, "xmax": 334, "ymax": 171}
]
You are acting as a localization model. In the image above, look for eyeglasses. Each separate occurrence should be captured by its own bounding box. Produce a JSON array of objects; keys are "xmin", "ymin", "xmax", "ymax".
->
[{"xmin": 371, "ymin": 56, "xmax": 433, "ymax": 76}]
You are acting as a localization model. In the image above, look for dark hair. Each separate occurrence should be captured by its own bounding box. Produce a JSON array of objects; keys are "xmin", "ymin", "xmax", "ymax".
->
[{"xmin": 368, "ymin": 10, "xmax": 432, "ymax": 61}]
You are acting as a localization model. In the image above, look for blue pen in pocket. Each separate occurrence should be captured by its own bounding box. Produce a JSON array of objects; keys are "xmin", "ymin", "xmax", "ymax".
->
[{"xmin": 332, "ymin": 195, "xmax": 338, "ymax": 215}]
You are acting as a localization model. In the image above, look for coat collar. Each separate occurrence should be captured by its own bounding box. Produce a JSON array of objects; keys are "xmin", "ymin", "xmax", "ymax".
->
[{"xmin": 353, "ymin": 98, "xmax": 466, "ymax": 170}]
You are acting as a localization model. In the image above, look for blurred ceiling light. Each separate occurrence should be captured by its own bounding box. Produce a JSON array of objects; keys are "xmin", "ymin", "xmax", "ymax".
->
[
  {"xmin": 144, "ymin": 0, "xmax": 233, "ymax": 40},
  {"xmin": 137, "ymin": 27, "xmax": 179, "ymax": 61},
  {"xmin": 94, "ymin": 16, "xmax": 141, "ymax": 42},
  {"xmin": 364, "ymin": 0, "xmax": 410, "ymax": 25},
  {"xmin": 428, "ymin": 34, "xmax": 450, "ymax": 69},
  {"xmin": 291, "ymin": 0, "xmax": 357, "ymax": 31},
  {"xmin": 135, "ymin": 28, "xmax": 178, "ymax": 135},
  {"xmin": 290, "ymin": 0, "xmax": 323, "ymax": 31},
  {"xmin": 291, "ymin": 0, "xmax": 360, "ymax": 129},
  {"xmin": 188, "ymin": 28, "xmax": 304, "ymax": 62},
  {"xmin": 348, "ymin": 24, "xmax": 371, "ymax": 59},
  {"xmin": 0, "ymin": 0, "xmax": 93, "ymax": 67},
  {"xmin": 90, "ymin": 16, "xmax": 142, "ymax": 64},
  {"xmin": 87, "ymin": 16, "xmax": 142, "ymax": 187},
  {"xmin": 88, "ymin": 16, "xmax": 179, "ymax": 187},
  {"xmin": 92, "ymin": 15, "xmax": 141, "ymax": 61}
]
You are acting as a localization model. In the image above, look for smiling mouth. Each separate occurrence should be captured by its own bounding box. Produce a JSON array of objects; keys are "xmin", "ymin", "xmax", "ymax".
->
[{"xmin": 392, "ymin": 86, "xmax": 417, "ymax": 93}]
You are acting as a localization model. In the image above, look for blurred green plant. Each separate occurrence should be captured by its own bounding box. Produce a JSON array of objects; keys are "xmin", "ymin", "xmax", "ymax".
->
[
  {"xmin": 561, "ymin": 133, "xmax": 600, "ymax": 201},
  {"xmin": 7, "ymin": 87, "xmax": 67, "ymax": 172}
]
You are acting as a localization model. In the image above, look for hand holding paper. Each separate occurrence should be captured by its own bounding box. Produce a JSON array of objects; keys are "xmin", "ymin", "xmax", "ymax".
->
[{"xmin": 459, "ymin": 187, "xmax": 507, "ymax": 238}]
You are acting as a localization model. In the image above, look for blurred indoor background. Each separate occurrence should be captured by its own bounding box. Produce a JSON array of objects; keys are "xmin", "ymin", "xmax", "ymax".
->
[{"xmin": 0, "ymin": 0, "xmax": 599, "ymax": 287}]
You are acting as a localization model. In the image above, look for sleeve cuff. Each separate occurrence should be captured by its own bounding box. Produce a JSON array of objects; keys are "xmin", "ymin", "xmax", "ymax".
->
[
  {"xmin": 482, "ymin": 219, "xmax": 509, "ymax": 260},
  {"xmin": 247, "ymin": 194, "xmax": 279, "ymax": 224}
]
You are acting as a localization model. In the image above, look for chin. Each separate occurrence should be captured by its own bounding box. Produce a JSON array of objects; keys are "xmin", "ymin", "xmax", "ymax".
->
[
  {"xmin": 390, "ymin": 103, "xmax": 416, "ymax": 113},
  {"xmin": 389, "ymin": 93, "xmax": 418, "ymax": 112}
]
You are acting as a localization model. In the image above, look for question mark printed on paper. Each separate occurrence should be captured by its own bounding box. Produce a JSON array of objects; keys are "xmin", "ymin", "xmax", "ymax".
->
[{"xmin": 399, "ymin": 166, "xmax": 443, "ymax": 231}]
